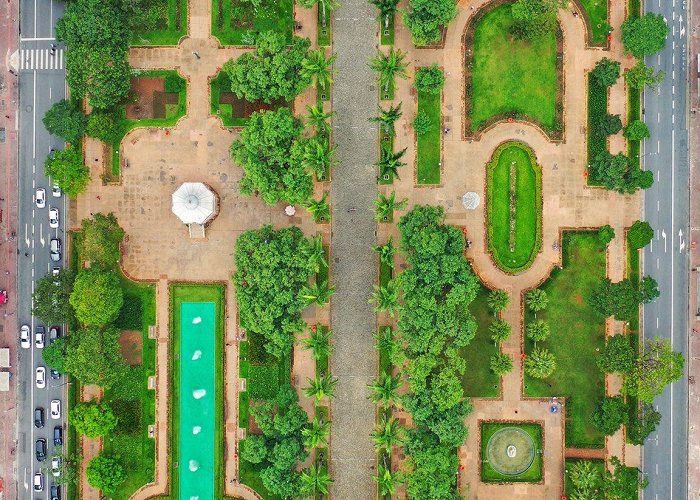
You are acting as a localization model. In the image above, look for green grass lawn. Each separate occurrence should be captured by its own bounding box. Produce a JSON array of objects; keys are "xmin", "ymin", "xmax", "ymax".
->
[
  {"xmin": 416, "ymin": 90, "xmax": 441, "ymax": 185},
  {"xmin": 169, "ymin": 283, "xmax": 226, "ymax": 499},
  {"xmin": 317, "ymin": 6, "xmax": 332, "ymax": 47},
  {"xmin": 524, "ymin": 232, "xmax": 607, "ymax": 449},
  {"xmin": 469, "ymin": 4, "xmax": 559, "ymax": 133},
  {"xmin": 481, "ymin": 422, "xmax": 543, "ymax": 482},
  {"xmin": 130, "ymin": 0, "xmax": 188, "ymax": 46},
  {"xmin": 210, "ymin": 71, "xmax": 240, "ymax": 127},
  {"xmin": 212, "ymin": 0, "xmax": 294, "ymax": 46},
  {"xmin": 564, "ymin": 458, "xmax": 605, "ymax": 496},
  {"xmin": 487, "ymin": 142, "xmax": 542, "ymax": 274},
  {"xmin": 578, "ymin": 0, "xmax": 610, "ymax": 46},
  {"xmin": 628, "ymin": 0, "xmax": 641, "ymax": 18},
  {"xmin": 379, "ymin": 13, "xmax": 395, "ymax": 46},
  {"xmin": 460, "ymin": 284, "xmax": 500, "ymax": 398},
  {"xmin": 587, "ymin": 74, "xmax": 608, "ymax": 184},
  {"xmin": 109, "ymin": 70, "xmax": 187, "ymax": 179}
]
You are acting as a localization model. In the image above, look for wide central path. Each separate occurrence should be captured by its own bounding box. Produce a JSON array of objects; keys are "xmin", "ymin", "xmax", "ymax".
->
[{"xmin": 329, "ymin": 0, "xmax": 378, "ymax": 497}]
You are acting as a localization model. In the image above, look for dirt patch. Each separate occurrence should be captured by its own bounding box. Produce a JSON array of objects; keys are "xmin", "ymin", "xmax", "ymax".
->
[
  {"xmin": 574, "ymin": 294, "xmax": 584, "ymax": 305},
  {"xmin": 119, "ymin": 330, "xmax": 143, "ymax": 365},
  {"xmin": 220, "ymin": 92, "xmax": 287, "ymax": 120},
  {"xmin": 126, "ymin": 77, "xmax": 166, "ymax": 120}
]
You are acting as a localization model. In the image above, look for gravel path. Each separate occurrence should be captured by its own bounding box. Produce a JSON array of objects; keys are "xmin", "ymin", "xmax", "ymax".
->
[{"xmin": 329, "ymin": 0, "xmax": 378, "ymax": 497}]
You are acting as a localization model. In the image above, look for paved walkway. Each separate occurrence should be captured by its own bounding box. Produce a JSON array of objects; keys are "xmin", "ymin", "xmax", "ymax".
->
[{"xmin": 328, "ymin": 0, "xmax": 378, "ymax": 497}]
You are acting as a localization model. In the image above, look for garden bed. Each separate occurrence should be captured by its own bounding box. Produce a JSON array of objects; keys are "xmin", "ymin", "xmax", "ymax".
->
[
  {"xmin": 212, "ymin": 0, "xmax": 294, "ymax": 46},
  {"xmin": 481, "ymin": 422, "xmax": 543, "ymax": 483},
  {"xmin": 524, "ymin": 232, "xmax": 607, "ymax": 449},
  {"xmin": 210, "ymin": 71, "xmax": 288, "ymax": 127},
  {"xmin": 130, "ymin": 0, "xmax": 188, "ymax": 46},
  {"xmin": 416, "ymin": 90, "xmax": 441, "ymax": 185},
  {"xmin": 464, "ymin": 1, "xmax": 563, "ymax": 140},
  {"xmin": 575, "ymin": 0, "xmax": 610, "ymax": 47},
  {"xmin": 486, "ymin": 141, "xmax": 542, "ymax": 274},
  {"xmin": 586, "ymin": 74, "xmax": 608, "ymax": 185}
]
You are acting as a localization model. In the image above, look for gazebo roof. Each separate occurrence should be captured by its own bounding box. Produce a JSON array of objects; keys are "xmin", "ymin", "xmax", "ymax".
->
[
  {"xmin": 172, "ymin": 182, "xmax": 217, "ymax": 225},
  {"xmin": 462, "ymin": 192, "xmax": 481, "ymax": 210}
]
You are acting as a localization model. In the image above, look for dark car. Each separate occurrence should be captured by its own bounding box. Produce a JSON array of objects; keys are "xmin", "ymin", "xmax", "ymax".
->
[
  {"xmin": 50, "ymin": 368, "xmax": 61, "ymax": 380},
  {"xmin": 53, "ymin": 426, "xmax": 63, "ymax": 446},
  {"xmin": 35, "ymin": 438, "xmax": 47, "ymax": 462},
  {"xmin": 34, "ymin": 408, "xmax": 44, "ymax": 428},
  {"xmin": 49, "ymin": 326, "xmax": 60, "ymax": 343},
  {"xmin": 50, "ymin": 483, "xmax": 61, "ymax": 500}
]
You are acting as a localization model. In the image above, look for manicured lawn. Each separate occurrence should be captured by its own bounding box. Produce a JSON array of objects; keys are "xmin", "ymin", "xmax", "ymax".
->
[
  {"xmin": 587, "ymin": 74, "xmax": 608, "ymax": 184},
  {"xmin": 109, "ymin": 70, "xmax": 187, "ymax": 179},
  {"xmin": 486, "ymin": 142, "xmax": 542, "ymax": 274},
  {"xmin": 169, "ymin": 283, "xmax": 226, "ymax": 499},
  {"xmin": 481, "ymin": 422, "xmax": 543, "ymax": 483},
  {"xmin": 460, "ymin": 284, "xmax": 500, "ymax": 398},
  {"xmin": 524, "ymin": 232, "xmax": 607, "ymax": 449},
  {"xmin": 210, "ymin": 71, "xmax": 240, "ymax": 127},
  {"xmin": 470, "ymin": 4, "xmax": 558, "ymax": 133},
  {"xmin": 578, "ymin": 0, "xmax": 609, "ymax": 46},
  {"xmin": 130, "ymin": 0, "xmax": 188, "ymax": 46},
  {"xmin": 416, "ymin": 90, "xmax": 441, "ymax": 185},
  {"xmin": 379, "ymin": 13, "xmax": 395, "ymax": 46},
  {"xmin": 212, "ymin": 0, "xmax": 294, "ymax": 46},
  {"xmin": 564, "ymin": 458, "xmax": 605, "ymax": 496},
  {"xmin": 317, "ymin": 6, "xmax": 332, "ymax": 47}
]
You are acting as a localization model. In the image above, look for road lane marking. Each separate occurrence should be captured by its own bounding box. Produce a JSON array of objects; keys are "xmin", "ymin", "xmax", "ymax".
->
[
  {"xmin": 32, "ymin": 72, "xmax": 36, "ymax": 160},
  {"xmin": 657, "ymin": 258, "xmax": 659, "ymax": 269},
  {"xmin": 39, "ymin": 224, "xmax": 44, "ymax": 247},
  {"xmin": 24, "ymin": 224, "xmax": 29, "ymax": 247}
]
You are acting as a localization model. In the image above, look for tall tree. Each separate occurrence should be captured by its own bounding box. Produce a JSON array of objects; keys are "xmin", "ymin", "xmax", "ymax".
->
[
  {"xmin": 627, "ymin": 220, "xmax": 654, "ymax": 250},
  {"xmin": 624, "ymin": 338, "xmax": 684, "ymax": 403},
  {"xmin": 624, "ymin": 60, "xmax": 665, "ymax": 89},
  {"xmin": 621, "ymin": 13, "xmax": 669, "ymax": 58},
  {"xmin": 80, "ymin": 212, "xmax": 125, "ymax": 270},
  {"xmin": 597, "ymin": 334, "xmax": 636, "ymax": 374},
  {"xmin": 591, "ymin": 58, "xmax": 621, "ymax": 88},
  {"xmin": 511, "ymin": 0, "xmax": 567, "ymax": 40},
  {"xmin": 369, "ymin": 0, "xmax": 400, "ymax": 28},
  {"xmin": 374, "ymin": 237, "xmax": 396, "ymax": 267},
  {"xmin": 301, "ymin": 50, "xmax": 335, "ymax": 92},
  {"xmin": 489, "ymin": 319, "xmax": 511, "ymax": 346},
  {"xmin": 525, "ymin": 288, "xmax": 548, "ymax": 314},
  {"xmin": 372, "ymin": 416, "xmax": 403, "ymax": 452},
  {"xmin": 32, "ymin": 269, "xmax": 76, "ymax": 326},
  {"xmin": 298, "ymin": 280, "xmax": 335, "ymax": 306},
  {"xmin": 42, "ymin": 99, "xmax": 87, "ymax": 144},
  {"xmin": 368, "ymin": 371, "xmax": 402, "ymax": 408},
  {"xmin": 568, "ymin": 460, "xmax": 603, "ymax": 499},
  {"xmin": 305, "ymin": 104, "xmax": 334, "ymax": 136},
  {"xmin": 486, "ymin": 289, "xmax": 509, "ymax": 315},
  {"xmin": 370, "ymin": 47, "xmax": 408, "ymax": 94},
  {"xmin": 375, "ymin": 462, "xmax": 401, "ymax": 497},
  {"xmin": 63, "ymin": 326, "xmax": 126, "ymax": 388},
  {"xmin": 302, "ymin": 236, "xmax": 327, "ymax": 274},
  {"xmin": 301, "ymin": 326, "xmax": 333, "ymax": 362},
  {"xmin": 69, "ymin": 268, "xmax": 123, "ymax": 327},
  {"xmin": 489, "ymin": 352, "xmax": 513, "ymax": 375},
  {"xmin": 300, "ymin": 464, "xmax": 332, "ymax": 496},
  {"xmin": 86, "ymin": 454, "xmax": 126, "ymax": 494},
  {"xmin": 374, "ymin": 190, "xmax": 407, "ymax": 222},
  {"xmin": 376, "ymin": 144, "xmax": 407, "ymax": 180},
  {"xmin": 370, "ymin": 103, "xmax": 403, "ymax": 138},
  {"xmin": 302, "ymin": 136, "xmax": 336, "ymax": 179},
  {"xmin": 69, "ymin": 402, "xmax": 118, "ymax": 438},
  {"xmin": 302, "ymin": 416, "xmax": 330, "ymax": 449},
  {"xmin": 603, "ymin": 456, "xmax": 648, "ymax": 499},
  {"xmin": 591, "ymin": 396, "xmax": 629, "ymax": 435},
  {"xmin": 402, "ymin": 0, "xmax": 457, "ymax": 46},
  {"xmin": 303, "ymin": 374, "xmax": 338, "ymax": 403},
  {"xmin": 525, "ymin": 320, "xmax": 550, "ymax": 346},
  {"xmin": 304, "ymin": 193, "xmax": 331, "ymax": 223},
  {"xmin": 44, "ymin": 147, "xmax": 91, "ymax": 197},
  {"xmin": 524, "ymin": 347, "xmax": 557, "ymax": 378},
  {"xmin": 370, "ymin": 279, "xmax": 400, "ymax": 316},
  {"xmin": 414, "ymin": 64, "xmax": 445, "ymax": 94}
]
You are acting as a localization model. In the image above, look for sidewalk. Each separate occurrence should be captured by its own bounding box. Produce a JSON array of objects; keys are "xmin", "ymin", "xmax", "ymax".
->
[{"xmin": 0, "ymin": 0, "xmax": 20, "ymax": 498}]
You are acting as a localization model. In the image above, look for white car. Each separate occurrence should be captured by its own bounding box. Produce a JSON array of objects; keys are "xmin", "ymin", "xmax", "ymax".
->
[
  {"xmin": 50, "ymin": 400, "xmax": 61, "ymax": 419},
  {"xmin": 33, "ymin": 471, "xmax": 44, "ymax": 492},
  {"xmin": 51, "ymin": 456, "xmax": 61, "ymax": 477},
  {"xmin": 35, "ymin": 326, "xmax": 45, "ymax": 348},
  {"xmin": 35, "ymin": 367, "xmax": 46, "ymax": 389},
  {"xmin": 20, "ymin": 324, "xmax": 31, "ymax": 349},
  {"xmin": 48, "ymin": 207, "xmax": 59, "ymax": 229},
  {"xmin": 35, "ymin": 188, "xmax": 46, "ymax": 208},
  {"xmin": 52, "ymin": 183, "xmax": 61, "ymax": 198}
]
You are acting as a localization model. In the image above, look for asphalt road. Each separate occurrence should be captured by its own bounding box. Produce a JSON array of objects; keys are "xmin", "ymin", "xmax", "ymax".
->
[
  {"xmin": 641, "ymin": 0, "xmax": 690, "ymax": 498},
  {"xmin": 16, "ymin": 0, "xmax": 68, "ymax": 498}
]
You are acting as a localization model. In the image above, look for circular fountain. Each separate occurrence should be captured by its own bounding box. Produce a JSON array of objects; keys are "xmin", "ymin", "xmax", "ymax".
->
[{"xmin": 485, "ymin": 427, "xmax": 536, "ymax": 476}]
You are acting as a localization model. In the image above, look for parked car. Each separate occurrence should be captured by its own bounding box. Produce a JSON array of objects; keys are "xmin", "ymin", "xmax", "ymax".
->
[
  {"xmin": 34, "ymin": 407, "xmax": 44, "ymax": 428},
  {"xmin": 53, "ymin": 425, "xmax": 62, "ymax": 446},
  {"xmin": 51, "ymin": 456, "xmax": 61, "ymax": 477},
  {"xmin": 50, "ymin": 400, "xmax": 61, "ymax": 420},
  {"xmin": 52, "ymin": 267, "xmax": 60, "ymax": 278},
  {"xmin": 50, "ymin": 483, "xmax": 60, "ymax": 500},
  {"xmin": 52, "ymin": 183, "xmax": 61, "ymax": 198},
  {"xmin": 33, "ymin": 471, "xmax": 44, "ymax": 491},
  {"xmin": 35, "ymin": 325, "xmax": 45, "ymax": 348},
  {"xmin": 48, "ymin": 207, "xmax": 59, "ymax": 229},
  {"xmin": 20, "ymin": 324, "xmax": 31, "ymax": 349},
  {"xmin": 50, "ymin": 368, "xmax": 61, "ymax": 380},
  {"xmin": 35, "ymin": 188, "xmax": 46, "ymax": 208},
  {"xmin": 35, "ymin": 438, "xmax": 47, "ymax": 462},
  {"xmin": 49, "ymin": 326, "xmax": 60, "ymax": 343},
  {"xmin": 49, "ymin": 238, "xmax": 61, "ymax": 262},
  {"xmin": 35, "ymin": 367, "xmax": 46, "ymax": 389}
]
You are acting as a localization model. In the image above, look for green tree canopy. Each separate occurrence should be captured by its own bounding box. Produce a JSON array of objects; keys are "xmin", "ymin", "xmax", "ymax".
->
[
  {"xmin": 402, "ymin": 0, "xmax": 457, "ymax": 46},
  {"xmin": 628, "ymin": 220, "xmax": 654, "ymax": 249},
  {"xmin": 44, "ymin": 147, "xmax": 91, "ymax": 197},
  {"xmin": 69, "ymin": 401, "xmax": 118, "ymax": 438},
  {"xmin": 525, "ymin": 288, "xmax": 548, "ymax": 313},
  {"xmin": 223, "ymin": 32, "xmax": 312, "ymax": 103},
  {"xmin": 70, "ymin": 268, "xmax": 124, "ymax": 326},
  {"xmin": 42, "ymin": 99, "xmax": 87, "ymax": 144},
  {"xmin": 591, "ymin": 58, "xmax": 621, "ymax": 88},
  {"xmin": 234, "ymin": 226, "xmax": 316, "ymax": 358},
  {"xmin": 240, "ymin": 435, "xmax": 268, "ymax": 464},
  {"xmin": 230, "ymin": 108, "xmax": 312, "ymax": 206},
  {"xmin": 621, "ymin": 13, "xmax": 669, "ymax": 58},
  {"xmin": 624, "ymin": 120, "xmax": 651, "ymax": 141},
  {"xmin": 624, "ymin": 338, "xmax": 684, "ymax": 403},
  {"xmin": 80, "ymin": 213, "xmax": 125, "ymax": 270},
  {"xmin": 598, "ymin": 225, "xmax": 615, "ymax": 246},
  {"xmin": 403, "ymin": 429, "xmax": 460, "ymax": 498},
  {"xmin": 414, "ymin": 64, "xmax": 445, "ymax": 94},
  {"xmin": 32, "ymin": 269, "xmax": 76, "ymax": 326},
  {"xmin": 624, "ymin": 60, "xmax": 665, "ymax": 89},
  {"xmin": 489, "ymin": 352, "xmax": 513, "ymax": 375},
  {"xmin": 524, "ymin": 347, "xmax": 556, "ymax": 378},
  {"xmin": 603, "ymin": 456, "xmax": 648, "ymax": 499},
  {"xmin": 589, "ymin": 277, "xmax": 657, "ymax": 321},
  {"xmin": 597, "ymin": 334, "xmax": 636, "ymax": 374},
  {"xmin": 589, "ymin": 150, "xmax": 651, "ymax": 194},
  {"xmin": 595, "ymin": 114, "xmax": 623, "ymax": 138},
  {"xmin": 86, "ymin": 111, "xmax": 121, "ymax": 144},
  {"xmin": 63, "ymin": 326, "xmax": 126, "ymax": 388},
  {"xmin": 525, "ymin": 319, "xmax": 550, "ymax": 345},
  {"xmin": 42, "ymin": 337, "xmax": 68, "ymax": 372},
  {"xmin": 568, "ymin": 460, "xmax": 603, "ymax": 499},
  {"xmin": 592, "ymin": 396, "xmax": 629, "ymax": 435},
  {"xmin": 486, "ymin": 289, "xmax": 509, "ymax": 315},
  {"xmin": 627, "ymin": 402, "xmax": 661, "ymax": 445},
  {"xmin": 85, "ymin": 454, "xmax": 126, "ymax": 494},
  {"xmin": 489, "ymin": 319, "xmax": 511, "ymax": 346},
  {"xmin": 511, "ymin": 0, "xmax": 566, "ymax": 39}
]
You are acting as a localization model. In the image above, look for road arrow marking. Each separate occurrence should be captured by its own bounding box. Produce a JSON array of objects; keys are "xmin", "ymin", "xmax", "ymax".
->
[
  {"xmin": 662, "ymin": 229, "xmax": 667, "ymax": 252},
  {"xmin": 24, "ymin": 224, "xmax": 29, "ymax": 247},
  {"xmin": 679, "ymin": 229, "xmax": 685, "ymax": 252},
  {"xmin": 39, "ymin": 223, "xmax": 45, "ymax": 247}
]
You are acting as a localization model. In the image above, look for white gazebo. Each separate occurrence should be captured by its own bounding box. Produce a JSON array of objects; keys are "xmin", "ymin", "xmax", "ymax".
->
[
  {"xmin": 171, "ymin": 182, "xmax": 219, "ymax": 238},
  {"xmin": 462, "ymin": 192, "xmax": 481, "ymax": 210}
]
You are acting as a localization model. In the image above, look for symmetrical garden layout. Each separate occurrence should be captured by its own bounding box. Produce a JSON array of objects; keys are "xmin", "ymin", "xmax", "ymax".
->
[{"xmin": 55, "ymin": 0, "xmax": 676, "ymax": 498}]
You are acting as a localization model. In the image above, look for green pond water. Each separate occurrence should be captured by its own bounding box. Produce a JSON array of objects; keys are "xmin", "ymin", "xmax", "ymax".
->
[{"xmin": 179, "ymin": 302, "xmax": 216, "ymax": 500}]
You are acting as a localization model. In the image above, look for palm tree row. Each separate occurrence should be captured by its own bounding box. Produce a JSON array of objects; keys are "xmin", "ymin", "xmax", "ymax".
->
[
  {"xmin": 370, "ymin": 47, "xmax": 408, "ymax": 94},
  {"xmin": 369, "ymin": 0, "xmax": 399, "ymax": 29},
  {"xmin": 374, "ymin": 191, "xmax": 407, "ymax": 222}
]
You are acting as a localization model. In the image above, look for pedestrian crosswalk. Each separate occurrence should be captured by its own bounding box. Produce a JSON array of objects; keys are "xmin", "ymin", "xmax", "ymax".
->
[{"xmin": 19, "ymin": 48, "xmax": 64, "ymax": 71}]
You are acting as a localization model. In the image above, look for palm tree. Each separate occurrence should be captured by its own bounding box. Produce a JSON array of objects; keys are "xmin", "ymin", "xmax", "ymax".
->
[
  {"xmin": 376, "ymin": 145, "xmax": 407, "ymax": 180},
  {"xmin": 299, "ymin": 280, "xmax": 335, "ymax": 306},
  {"xmin": 374, "ymin": 463, "xmax": 401, "ymax": 497},
  {"xmin": 369, "ymin": 103, "xmax": 402, "ymax": 138},
  {"xmin": 371, "ymin": 415, "xmax": 403, "ymax": 452},
  {"xmin": 370, "ymin": 279, "xmax": 399, "ymax": 316},
  {"xmin": 305, "ymin": 192, "xmax": 331, "ymax": 223},
  {"xmin": 369, "ymin": 0, "xmax": 400, "ymax": 29},
  {"xmin": 304, "ymin": 374, "xmax": 338, "ymax": 402},
  {"xmin": 303, "ymin": 235, "xmax": 327, "ymax": 274},
  {"xmin": 368, "ymin": 370, "xmax": 401, "ymax": 408},
  {"xmin": 303, "ymin": 137, "xmax": 336, "ymax": 180},
  {"xmin": 300, "ymin": 464, "xmax": 333, "ymax": 496},
  {"xmin": 525, "ymin": 319, "xmax": 550, "ymax": 346},
  {"xmin": 489, "ymin": 319, "xmax": 511, "ymax": 346},
  {"xmin": 568, "ymin": 459, "xmax": 602, "ymax": 498},
  {"xmin": 370, "ymin": 47, "xmax": 408, "ymax": 94},
  {"xmin": 302, "ymin": 325, "xmax": 334, "ymax": 361},
  {"xmin": 302, "ymin": 416, "xmax": 331, "ymax": 449},
  {"xmin": 305, "ymin": 104, "xmax": 335, "ymax": 136},
  {"xmin": 486, "ymin": 289, "xmax": 509, "ymax": 316},
  {"xmin": 302, "ymin": 50, "xmax": 336, "ymax": 92},
  {"xmin": 525, "ymin": 288, "xmax": 549, "ymax": 315},
  {"xmin": 374, "ymin": 191, "xmax": 407, "ymax": 221},
  {"xmin": 524, "ymin": 347, "xmax": 557, "ymax": 379},
  {"xmin": 373, "ymin": 237, "xmax": 395, "ymax": 267}
]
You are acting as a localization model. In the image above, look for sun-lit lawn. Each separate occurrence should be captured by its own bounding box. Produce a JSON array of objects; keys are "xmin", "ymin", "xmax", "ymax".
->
[
  {"xmin": 578, "ymin": 0, "xmax": 610, "ymax": 46},
  {"xmin": 130, "ymin": 0, "xmax": 188, "ymax": 46},
  {"xmin": 212, "ymin": 0, "xmax": 294, "ymax": 46},
  {"xmin": 524, "ymin": 232, "xmax": 607, "ymax": 449},
  {"xmin": 416, "ymin": 90, "xmax": 441, "ymax": 185},
  {"xmin": 470, "ymin": 4, "xmax": 558, "ymax": 133}
]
